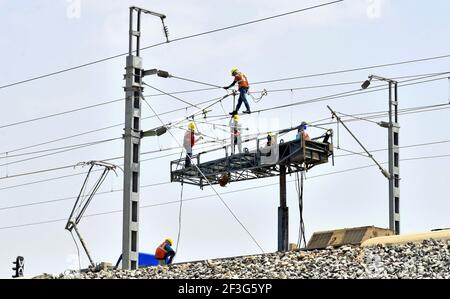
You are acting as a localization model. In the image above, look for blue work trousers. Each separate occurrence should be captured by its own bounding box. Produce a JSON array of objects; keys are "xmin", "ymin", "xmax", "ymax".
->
[{"xmin": 235, "ymin": 87, "xmax": 251, "ymax": 112}]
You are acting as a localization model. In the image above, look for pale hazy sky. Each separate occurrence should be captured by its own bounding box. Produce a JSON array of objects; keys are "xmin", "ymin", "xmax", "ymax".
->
[{"xmin": 1, "ymin": 0, "xmax": 450, "ymax": 278}]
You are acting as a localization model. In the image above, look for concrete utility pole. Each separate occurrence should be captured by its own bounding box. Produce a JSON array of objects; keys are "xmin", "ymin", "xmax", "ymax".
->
[
  {"xmin": 122, "ymin": 6, "xmax": 167, "ymax": 270},
  {"xmin": 362, "ymin": 75, "xmax": 400, "ymax": 234},
  {"xmin": 387, "ymin": 80, "xmax": 400, "ymax": 235}
]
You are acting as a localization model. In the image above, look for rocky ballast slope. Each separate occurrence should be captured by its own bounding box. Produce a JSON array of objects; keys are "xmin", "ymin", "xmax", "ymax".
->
[{"xmin": 51, "ymin": 239, "xmax": 450, "ymax": 279}]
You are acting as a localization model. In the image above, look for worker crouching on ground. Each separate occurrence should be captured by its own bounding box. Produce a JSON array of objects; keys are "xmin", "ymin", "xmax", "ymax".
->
[
  {"xmin": 155, "ymin": 238, "xmax": 176, "ymax": 266},
  {"xmin": 183, "ymin": 122, "xmax": 203, "ymax": 168},
  {"xmin": 296, "ymin": 122, "xmax": 310, "ymax": 141},
  {"xmin": 224, "ymin": 67, "xmax": 251, "ymax": 115},
  {"xmin": 230, "ymin": 114, "xmax": 242, "ymax": 154}
]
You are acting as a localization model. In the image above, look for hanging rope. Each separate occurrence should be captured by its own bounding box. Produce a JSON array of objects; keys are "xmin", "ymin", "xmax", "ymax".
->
[{"xmin": 175, "ymin": 183, "xmax": 184, "ymax": 255}]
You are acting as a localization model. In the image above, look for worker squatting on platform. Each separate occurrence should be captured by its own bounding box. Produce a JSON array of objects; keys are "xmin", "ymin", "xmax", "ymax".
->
[
  {"xmin": 297, "ymin": 122, "xmax": 311, "ymax": 141},
  {"xmin": 224, "ymin": 67, "xmax": 251, "ymax": 115},
  {"xmin": 155, "ymin": 238, "xmax": 176, "ymax": 265}
]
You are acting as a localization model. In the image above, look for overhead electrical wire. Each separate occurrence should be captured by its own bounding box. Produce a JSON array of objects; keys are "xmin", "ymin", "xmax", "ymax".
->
[
  {"xmin": 142, "ymin": 82, "xmax": 201, "ymax": 109},
  {"xmin": 0, "ymin": 1, "xmax": 344, "ymax": 91},
  {"xmin": 2, "ymin": 67, "xmax": 448, "ymax": 132},
  {"xmin": 0, "ymin": 143, "xmax": 221, "ymax": 189},
  {"xmin": 2, "ymin": 97, "xmax": 449, "ymax": 183},
  {"xmin": 140, "ymin": 91, "xmax": 266, "ymax": 253},
  {"xmin": 1, "ymin": 70, "xmax": 447, "ymax": 163},
  {"xmin": 0, "ymin": 138, "xmax": 121, "ymax": 167},
  {"xmin": 0, "ymin": 138, "xmax": 122, "ymax": 160},
  {"xmin": 1, "ymin": 72, "xmax": 447, "ymax": 181},
  {"xmin": 2, "ymin": 151, "xmax": 450, "ymax": 230}
]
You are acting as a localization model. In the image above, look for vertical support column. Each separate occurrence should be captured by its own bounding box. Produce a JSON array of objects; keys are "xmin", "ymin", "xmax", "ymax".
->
[
  {"xmin": 123, "ymin": 7, "xmax": 142, "ymax": 270},
  {"xmin": 388, "ymin": 82, "xmax": 400, "ymax": 235},
  {"xmin": 278, "ymin": 165, "xmax": 288, "ymax": 252}
]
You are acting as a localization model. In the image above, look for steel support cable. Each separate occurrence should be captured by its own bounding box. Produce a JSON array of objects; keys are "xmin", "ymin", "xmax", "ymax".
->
[
  {"xmin": 314, "ymin": 103, "xmax": 450, "ymax": 127},
  {"xmin": 169, "ymin": 75, "xmax": 223, "ymax": 89},
  {"xmin": 0, "ymin": 138, "xmax": 121, "ymax": 160},
  {"xmin": 251, "ymin": 76, "xmax": 450, "ymax": 116},
  {"xmin": 0, "ymin": 153, "xmax": 177, "ymax": 191},
  {"xmin": 207, "ymin": 75, "xmax": 450, "ymax": 124},
  {"xmin": 0, "ymin": 138, "xmax": 121, "ymax": 167},
  {"xmin": 3, "ymin": 71, "xmax": 448, "ymax": 133},
  {"xmin": 2, "ymin": 96, "xmax": 447, "ymax": 183},
  {"xmin": 252, "ymin": 64, "xmax": 450, "ymax": 86},
  {"xmin": 0, "ymin": 98, "xmax": 125, "ymax": 130},
  {"xmin": 335, "ymin": 111, "xmax": 381, "ymax": 125},
  {"xmin": 310, "ymin": 103, "xmax": 450, "ymax": 125},
  {"xmin": 1, "ymin": 76, "xmax": 447, "ymax": 182},
  {"xmin": 140, "ymin": 93, "xmax": 266, "ymax": 254},
  {"xmin": 69, "ymin": 230, "xmax": 82, "ymax": 272},
  {"xmin": 3, "ymin": 152, "xmax": 450, "ymax": 230},
  {"xmin": 0, "ymin": 142, "xmax": 221, "ymax": 184},
  {"xmin": 3, "ymin": 130, "xmax": 446, "ymax": 194},
  {"xmin": 0, "ymin": 181, "xmax": 171, "ymax": 212},
  {"xmin": 155, "ymin": 71, "xmax": 450, "ymax": 95},
  {"xmin": 142, "ymin": 82, "xmax": 201, "ymax": 109},
  {"xmin": 2, "ymin": 72, "xmax": 447, "ymax": 155},
  {"xmin": 0, "ymin": 95, "xmax": 225, "ymax": 156},
  {"xmin": 0, "ymin": 1, "xmax": 344, "ymax": 91}
]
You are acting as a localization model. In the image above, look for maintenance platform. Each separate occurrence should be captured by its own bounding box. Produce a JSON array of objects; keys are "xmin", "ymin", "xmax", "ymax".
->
[
  {"xmin": 170, "ymin": 128, "xmax": 334, "ymax": 188},
  {"xmin": 170, "ymin": 125, "xmax": 334, "ymax": 252}
]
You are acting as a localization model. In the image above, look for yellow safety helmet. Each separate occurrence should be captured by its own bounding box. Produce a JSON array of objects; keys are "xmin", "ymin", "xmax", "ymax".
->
[
  {"xmin": 188, "ymin": 121, "xmax": 196, "ymax": 131},
  {"xmin": 165, "ymin": 238, "xmax": 173, "ymax": 246},
  {"xmin": 233, "ymin": 114, "xmax": 240, "ymax": 122},
  {"xmin": 231, "ymin": 67, "xmax": 239, "ymax": 76}
]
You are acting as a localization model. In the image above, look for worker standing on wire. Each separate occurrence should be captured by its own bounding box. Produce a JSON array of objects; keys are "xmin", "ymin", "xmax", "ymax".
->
[
  {"xmin": 230, "ymin": 114, "xmax": 242, "ymax": 154},
  {"xmin": 183, "ymin": 121, "xmax": 203, "ymax": 168},
  {"xmin": 224, "ymin": 67, "xmax": 252, "ymax": 115},
  {"xmin": 155, "ymin": 238, "xmax": 176, "ymax": 266}
]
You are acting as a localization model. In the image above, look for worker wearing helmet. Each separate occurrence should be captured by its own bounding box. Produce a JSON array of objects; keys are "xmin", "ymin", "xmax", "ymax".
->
[
  {"xmin": 155, "ymin": 238, "xmax": 176, "ymax": 265},
  {"xmin": 230, "ymin": 114, "xmax": 242, "ymax": 155},
  {"xmin": 183, "ymin": 121, "xmax": 203, "ymax": 168},
  {"xmin": 296, "ymin": 122, "xmax": 310, "ymax": 141},
  {"xmin": 223, "ymin": 67, "xmax": 251, "ymax": 115}
]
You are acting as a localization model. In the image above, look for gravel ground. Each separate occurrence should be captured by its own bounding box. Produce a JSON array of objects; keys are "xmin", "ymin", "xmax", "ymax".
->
[{"xmin": 47, "ymin": 239, "xmax": 450, "ymax": 279}]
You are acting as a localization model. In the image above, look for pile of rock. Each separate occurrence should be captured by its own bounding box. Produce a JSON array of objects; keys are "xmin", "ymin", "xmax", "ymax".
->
[{"xmin": 52, "ymin": 239, "xmax": 450, "ymax": 279}]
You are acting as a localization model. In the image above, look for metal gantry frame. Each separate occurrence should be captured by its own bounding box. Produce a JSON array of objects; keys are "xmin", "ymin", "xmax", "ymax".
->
[{"xmin": 170, "ymin": 125, "xmax": 334, "ymax": 251}]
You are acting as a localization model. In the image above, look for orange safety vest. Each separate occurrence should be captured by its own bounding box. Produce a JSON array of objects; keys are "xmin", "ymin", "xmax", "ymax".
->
[
  {"xmin": 303, "ymin": 131, "xmax": 310, "ymax": 141},
  {"xmin": 155, "ymin": 241, "xmax": 169, "ymax": 260},
  {"xmin": 235, "ymin": 72, "xmax": 249, "ymax": 89}
]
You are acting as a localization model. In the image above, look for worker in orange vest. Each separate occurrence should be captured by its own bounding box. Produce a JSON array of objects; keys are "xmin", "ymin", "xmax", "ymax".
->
[
  {"xmin": 155, "ymin": 238, "xmax": 176, "ymax": 265},
  {"xmin": 224, "ymin": 67, "xmax": 251, "ymax": 115}
]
